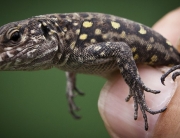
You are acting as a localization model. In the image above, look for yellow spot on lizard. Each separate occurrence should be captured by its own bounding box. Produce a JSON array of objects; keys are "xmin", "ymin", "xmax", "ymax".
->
[
  {"xmin": 70, "ymin": 41, "xmax": 76, "ymax": 49},
  {"xmin": 150, "ymin": 37, "xmax": 154, "ymax": 43},
  {"xmin": 90, "ymin": 39, "xmax": 96, "ymax": 43},
  {"xmin": 147, "ymin": 44, "xmax": 152, "ymax": 51},
  {"xmin": 133, "ymin": 54, "xmax": 139, "ymax": 60},
  {"xmin": 111, "ymin": 21, "xmax": 120, "ymax": 29},
  {"xmin": 131, "ymin": 47, "xmax": 137, "ymax": 53},
  {"xmin": 83, "ymin": 21, "xmax": 93, "ymax": 28},
  {"xmin": 79, "ymin": 34, "xmax": 88, "ymax": 40},
  {"xmin": 151, "ymin": 55, "xmax": 158, "ymax": 62},
  {"xmin": 76, "ymin": 29, "xmax": 80, "ymax": 35},
  {"xmin": 120, "ymin": 31, "xmax": 126, "ymax": 38},
  {"xmin": 102, "ymin": 34, "xmax": 108, "ymax": 39},
  {"xmin": 95, "ymin": 29, "xmax": 101, "ymax": 35},
  {"xmin": 166, "ymin": 40, "xmax": 172, "ymax": 46},
  {"xmin": 139, "ymin": 25, "xmax": 147, "ymax": 34}
]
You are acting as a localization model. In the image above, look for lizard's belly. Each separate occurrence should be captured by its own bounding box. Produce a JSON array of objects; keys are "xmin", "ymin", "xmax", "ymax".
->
[{"xmin": 55, "ymin": 60, "xmax": 118, "ymax": 76}]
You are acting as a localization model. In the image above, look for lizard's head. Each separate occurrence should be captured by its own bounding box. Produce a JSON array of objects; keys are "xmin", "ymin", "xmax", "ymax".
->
[{"xmin": 0, "ymin": 18, "xmax": 59, "ymax": 70}]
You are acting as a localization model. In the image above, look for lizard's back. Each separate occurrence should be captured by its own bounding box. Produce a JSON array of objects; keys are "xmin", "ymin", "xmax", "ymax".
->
[
  {"xmin": 52, "ymin": 13, "xmax": 180, "ymax": 74},
  {"xmin": 77, "ymin": 13, "xmax": 180, "ymax": 64}
]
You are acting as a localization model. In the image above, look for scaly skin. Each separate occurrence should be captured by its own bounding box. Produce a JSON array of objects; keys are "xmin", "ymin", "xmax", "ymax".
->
[{"xmin": 0, "ymin": 12, "xmax": 179, "ymax": 130}]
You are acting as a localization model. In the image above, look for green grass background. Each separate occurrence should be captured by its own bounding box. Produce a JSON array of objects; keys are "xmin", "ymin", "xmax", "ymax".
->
[{"xmin": 0, "ymin": 0, "xmax": 179, "ymax": 138}]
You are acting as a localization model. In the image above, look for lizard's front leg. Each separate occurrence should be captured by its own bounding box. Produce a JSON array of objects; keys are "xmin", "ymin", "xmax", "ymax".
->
[
  {"xmin": 65, "ymin": 72, "xmax": 84, "ymax": 119},
  {"xmin": 82, "ymin": 42, "xmax": 166, "ymax": 130}
]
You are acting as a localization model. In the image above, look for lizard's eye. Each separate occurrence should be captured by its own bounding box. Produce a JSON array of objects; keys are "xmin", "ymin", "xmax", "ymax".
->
[
  {"xmin": 6, "ymin": 28, "xmax": 21, "ymax": 42},
  {"xmin": 9, "ymin": 31, "xmax": 21, "ymax": 42}
]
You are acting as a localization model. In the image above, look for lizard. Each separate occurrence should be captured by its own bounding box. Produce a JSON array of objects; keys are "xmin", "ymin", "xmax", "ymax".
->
[{"xmin": 0, "ymin": 12, "xmax": 179, "ymax": 131}]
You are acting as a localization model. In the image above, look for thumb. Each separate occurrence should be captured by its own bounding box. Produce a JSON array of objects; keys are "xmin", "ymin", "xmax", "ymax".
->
[{"xmin": 98, "ymin": 65, "xmax": 175, "ymax": 138}]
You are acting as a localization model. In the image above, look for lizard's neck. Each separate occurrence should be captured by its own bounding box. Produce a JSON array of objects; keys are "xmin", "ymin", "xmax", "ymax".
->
[{"xmin": 46, "ymin": 14, "xmax": 83, "ymax": 66}]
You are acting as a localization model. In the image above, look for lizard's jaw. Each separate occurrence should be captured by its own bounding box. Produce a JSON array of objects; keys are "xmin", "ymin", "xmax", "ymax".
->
[
  {"xmin": 0, "ymin": 41, "xmax": 58, "ymax": 71},
  {"xmin": 0, "ymin": 45, "xmax": 38, "ymax": 70}
]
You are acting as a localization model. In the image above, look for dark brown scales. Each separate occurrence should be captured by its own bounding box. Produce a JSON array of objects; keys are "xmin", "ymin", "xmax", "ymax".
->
[{"xmin": 0, "ymin": 12, "xmax": 180, "ymax": 131}]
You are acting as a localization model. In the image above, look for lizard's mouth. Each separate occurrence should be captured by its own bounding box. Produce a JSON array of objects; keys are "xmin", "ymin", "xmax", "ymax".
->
[
  {"xmin": 0, "ymin": 45, "xmax": 40, "ymax": 70},
  {"xmin": 0, "ymin": 39, "xmax": 58, "ymax": 71}
]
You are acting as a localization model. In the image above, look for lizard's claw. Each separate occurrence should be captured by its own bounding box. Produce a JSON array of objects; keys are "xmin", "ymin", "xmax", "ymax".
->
[
  {"xmin": 74, "ymin": 87, "xmax": 85, "ymax": 96},
  {"xmin": 161, "ymin": 65, "xmax": 180, "ymax": 85},
  {"xmin": 161, "ymin": 76, "xmax": 166, "ymax": 85},
  {"xmin": 66, "ymin": 86, "xmax": 84, "ymax": 119},
  {"xmin": 172, "ymin": 72, "xmax": 180, "ymax": 81},
  {"xmin": 67, "ymin": 92, "xmax": 81, "ymax": 119}
]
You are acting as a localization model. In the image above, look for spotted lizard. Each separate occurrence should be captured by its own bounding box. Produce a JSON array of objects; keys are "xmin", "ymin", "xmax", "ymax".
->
[{"xmin": 0, "ymin": 12, "xmax": 179, "ymax": 131}]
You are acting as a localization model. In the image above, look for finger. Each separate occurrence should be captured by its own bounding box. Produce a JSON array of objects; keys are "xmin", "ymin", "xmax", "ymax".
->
[{"xmin": 152, "ymin": 7, "xmax": 180, "ymax": 47}]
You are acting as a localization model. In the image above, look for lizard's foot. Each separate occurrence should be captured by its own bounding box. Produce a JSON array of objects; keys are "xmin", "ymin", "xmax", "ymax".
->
[
  {"xmin": 65, "ymin": 72, "xmax": 84, "ymax": 119},
  {"xmin": 127, "ymin": 84, "xmax": 167, "ymax": 130},
  {"xmin": 66, "ymin": 86, "xmax": 84, "ymax": 119},
  {"xmin": 161, "ymin": 65, "xmax": 180, "ymax": 85}
]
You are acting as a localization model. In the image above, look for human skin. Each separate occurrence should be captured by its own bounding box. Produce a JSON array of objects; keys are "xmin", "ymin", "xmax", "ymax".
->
[{"xmin": 98, "ymin": 7, "xmax": 180, "ymax": 138}]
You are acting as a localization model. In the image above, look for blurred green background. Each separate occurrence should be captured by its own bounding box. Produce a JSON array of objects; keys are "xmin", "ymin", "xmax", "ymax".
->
[{"xmin": 0, "ymin": 0, "xmax": 179, "ymax": 138}]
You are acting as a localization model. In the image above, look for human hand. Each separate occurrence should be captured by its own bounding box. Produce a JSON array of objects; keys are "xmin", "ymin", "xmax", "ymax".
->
[{"xmin": 98, "ymin": 7, "xmax": 180, "ymax": 138}]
